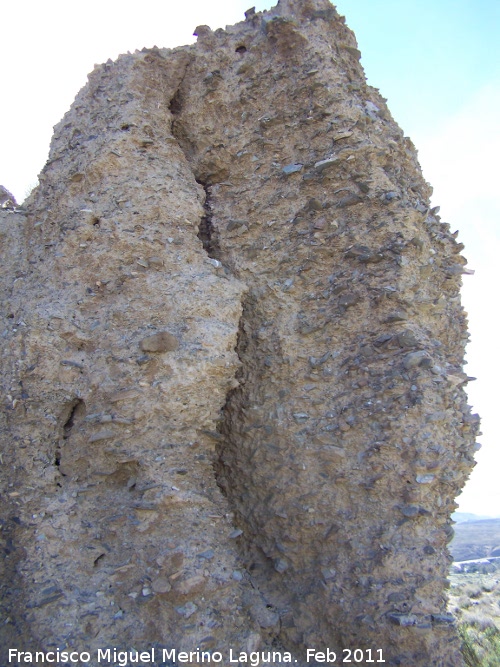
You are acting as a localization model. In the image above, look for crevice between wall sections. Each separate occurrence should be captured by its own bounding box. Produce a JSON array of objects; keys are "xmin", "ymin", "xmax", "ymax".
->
[
  {"xmin": 196, "ymin": 179, "xmax": 221, "ymax": 260},
  {"xmin": 165, "ymin": 57, "xmax": 282, "ymax": 647},
  {"xmin": 213, "ymin": 293, "xmax": 290, "ymax": 650},
  {"xmin": 213, "ymin": 298, "xmax": 249, "ymax": 495},
  {"xmin": 167, "ymin": 59, "xmax": 222, "ymax": 263}
]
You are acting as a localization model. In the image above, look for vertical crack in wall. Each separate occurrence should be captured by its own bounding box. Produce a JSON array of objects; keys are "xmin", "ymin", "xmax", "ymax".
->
[
  {"xmin": 166, "ymin": 66, "xmax": 284, "ymax": 646},
  {"xmin": 165, "ymin": 56, "xmax": 281, "ymax": 648},
  {"xmin": 168, "ymin": 62, "xmax": 221, "ymax": 263},
  {"xmin": 196, "ymin": 180, "xmax": 221, "ymax": 260},
  {"xmin": 169, "ymin": 84, "xmax": 184, "ymax": 116},
  {"xmin": 213, "ymin": 298, "xmax": 249, "ymax": 496},
  {"xmin": 212, "ymin": 291, "xmax": 289, "ymax": 640},
  {"xmin": 168, "ymin": 55, "xmax": 192, "ymax": 118},
  {"xmin": 55, "ymin": 398, "xmax": 86, "ymax": 470}
]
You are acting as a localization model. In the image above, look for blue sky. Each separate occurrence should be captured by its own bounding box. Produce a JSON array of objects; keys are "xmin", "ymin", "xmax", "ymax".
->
[
  {"xmin": 1, "ymin": 0, "xmax": 498, "ymax": 515},
  {"xmin": 334, "ymin": 0, "xmax": 500, "ymax": 135}
]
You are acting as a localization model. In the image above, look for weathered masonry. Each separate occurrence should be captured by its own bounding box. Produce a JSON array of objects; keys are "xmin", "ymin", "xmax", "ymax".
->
[{"xmin": 0, "ymin": 1, "xmax": 478, "ymax": 665}]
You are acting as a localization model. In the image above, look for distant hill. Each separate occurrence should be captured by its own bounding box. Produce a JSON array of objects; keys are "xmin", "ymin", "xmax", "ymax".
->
[
  {"xmin": 452, "ymin": 512, "xmax": 499, "ymax": 523},
  {"xmin": 450, "ymin": 518, "xmax": 500, "ymax": 562}
]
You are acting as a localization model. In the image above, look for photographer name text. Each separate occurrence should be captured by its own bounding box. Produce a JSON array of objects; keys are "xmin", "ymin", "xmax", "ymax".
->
[{"xmin": 9, "ymin": 647, "xmax": 385, "ymax": 665}]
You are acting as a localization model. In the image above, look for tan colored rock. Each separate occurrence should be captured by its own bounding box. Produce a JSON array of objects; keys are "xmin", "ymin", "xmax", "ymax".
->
[
  {"xmin": 0, "ymin": 1, "xmax": 478, "ymax": 665},
  {"xmin": 151, "ymin": 577, "xmax": 172, "ymax": 594},
  {"xmin": 139, "ymin": 331, "xmax": 179, "ymax": 352}
]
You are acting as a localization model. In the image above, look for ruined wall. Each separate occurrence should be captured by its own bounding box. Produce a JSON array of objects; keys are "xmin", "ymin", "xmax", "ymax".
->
[{"xmin": 0, "ymin": 1, "xmax": 478, "ymax": 665}]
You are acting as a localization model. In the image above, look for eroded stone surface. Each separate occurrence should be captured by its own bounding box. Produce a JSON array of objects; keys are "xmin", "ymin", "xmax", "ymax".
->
[{"xmin": 0, "ymin": 1, "xmax": 478, "ymax": 665}]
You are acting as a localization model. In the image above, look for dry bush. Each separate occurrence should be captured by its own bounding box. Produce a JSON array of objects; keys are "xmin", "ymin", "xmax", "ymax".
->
[
  {"xmin": 464, "ymin": 584, "xmax": 484, "ymax": 599},
  {"xmin": 457, "ymin": 595, "xmax": 473, "ymax": 609},
  {"xmin": 462, "ymin": 612, "xmax": 497, "ymax": 631},
  {"xmin": 481, "ymin": 580, "xmax": 498, "ymax": 593}
]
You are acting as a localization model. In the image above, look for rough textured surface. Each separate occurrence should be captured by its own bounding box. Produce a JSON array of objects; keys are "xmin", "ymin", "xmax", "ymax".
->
[
  {"xmin": 0, "ymin": 184, "xmax": 17, "ymax": 209},
  {"xmin": 0, "ymin": 1, "xmax": 479, "ymax": 665}
]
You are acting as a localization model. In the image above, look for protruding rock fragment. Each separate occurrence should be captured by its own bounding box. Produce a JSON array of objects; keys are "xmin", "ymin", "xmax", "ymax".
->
[
  {"xmin": 282, "ymin": 163, "xmax": 303, "ymax": 175},
  {"xmin": 0, "ymin": 185, "xmax": 17, "ymax": 209},
  {"xmin": 403, "ymin": 350, "xmax": 432, "ymax": 369}
]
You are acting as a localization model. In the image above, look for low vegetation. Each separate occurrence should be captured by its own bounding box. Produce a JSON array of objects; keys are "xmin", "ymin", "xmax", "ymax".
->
[{"xmin": 449, "ymin": 561, "xmax": 500, "ymax": 665}]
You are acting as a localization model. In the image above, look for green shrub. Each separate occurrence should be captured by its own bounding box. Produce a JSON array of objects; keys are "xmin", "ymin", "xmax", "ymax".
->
[{"xmin": 459, "ymin": 623, "xmax": 500, "ymax": 667}]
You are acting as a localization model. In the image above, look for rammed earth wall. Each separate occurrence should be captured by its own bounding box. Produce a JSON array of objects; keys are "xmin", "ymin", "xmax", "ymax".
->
[{"xmin": 0, "ymin": 1, "xmax": 478, "ymax": 665}]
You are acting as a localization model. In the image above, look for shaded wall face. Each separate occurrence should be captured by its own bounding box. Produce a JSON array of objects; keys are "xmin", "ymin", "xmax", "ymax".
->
[
  {"xmin": 171, "ymin": 8, "xmax": 476, "ymax": 661},
  {"xmin": 0, "ymin": 1, "xmax": 478, "ymax": 665}
]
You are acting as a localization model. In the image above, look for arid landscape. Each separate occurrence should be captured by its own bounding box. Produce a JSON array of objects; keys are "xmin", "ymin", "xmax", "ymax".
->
[
  {"xmin": 452, "ymin": 516, "xmax": 500, "ymax": 563},
  {"xmin": 450, "ymin": 516, "xmax": 500, "ymax": 665}
]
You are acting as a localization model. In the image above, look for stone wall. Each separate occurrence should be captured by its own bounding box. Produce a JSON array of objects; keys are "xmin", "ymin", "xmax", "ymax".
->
[{"xmin": 0, "ymin": 1, "xmax": 478, "ymax": 665}]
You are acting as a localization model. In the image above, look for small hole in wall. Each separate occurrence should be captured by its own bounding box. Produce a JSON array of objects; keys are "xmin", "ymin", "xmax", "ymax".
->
[
  {"xmin": 235, "ymin": 45, "xmax": 247, "ymax": 54},
  {"xmin": 63, "ymin": 399, "xmax": 86, "ymax": 439},
  {"xmin": 54, "ymin": 449, "xmax": 65, "ymax": 475},
  {"xmin": 169, "ymin": 88, "xmax": 183, "ymax": 115},
  {"xmin": 120, "ymin": 124, "xmax": 131, "ymax": 131},
  {"xmin": 93, "ymin": 553, "xmax": 106, "ymax": 567}
]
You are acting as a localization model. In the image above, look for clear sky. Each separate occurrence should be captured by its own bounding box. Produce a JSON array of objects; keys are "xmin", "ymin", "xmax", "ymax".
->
[{"xmin": 1, "ymin": 0, "xmax": 498, "ymax": 516}]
